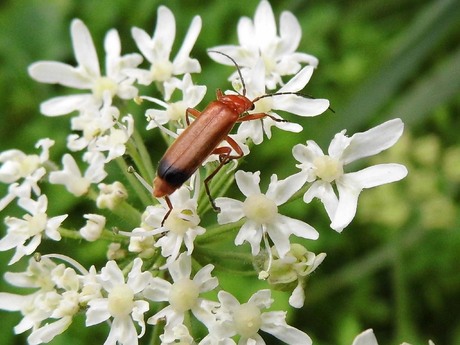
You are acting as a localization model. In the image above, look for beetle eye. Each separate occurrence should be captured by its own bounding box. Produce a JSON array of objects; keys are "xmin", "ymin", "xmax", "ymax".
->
[{"xmin": 249, "ymin": 104, "xmax": 255, "ymax": 110}]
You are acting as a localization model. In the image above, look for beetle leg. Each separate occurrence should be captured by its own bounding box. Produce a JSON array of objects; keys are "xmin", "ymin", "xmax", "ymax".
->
[
  {"xmin": 238, "ymin": 112, "xmax": 287, "ymax": 123},
  {"xmin": 204, "ymin": 136, "xmax": 244, "ymax": 212},
  {"xmin": 185, "ymin": 107, "xmax": 201, "ymax": 126},
  {"xmin": 216, "ymin": 89, "xmax": 224, "ymax": 99},
  {"xmin": 161, "ymin": 195, "xmax": 173, "ymax": 227}
]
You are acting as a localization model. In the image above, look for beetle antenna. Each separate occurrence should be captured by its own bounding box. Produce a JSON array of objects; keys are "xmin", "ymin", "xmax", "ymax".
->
[{"xmin": 208, "ymin": 50, "xmax": 247, "ymax": 97}]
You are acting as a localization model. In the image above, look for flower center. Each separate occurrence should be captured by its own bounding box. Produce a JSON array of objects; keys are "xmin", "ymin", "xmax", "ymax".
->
[
  {"xmin": 169, "ymin": 278, "xmax": 199, "ymax": 312},
  {"xmin": 92, "ymin": 77, "xmax": 118, "ymax": 100},
  {"xmin": 164, "ymin": 209, "xmax": 198, "ymax": 235},
  {"xmin": 313, "ymin": 155, "xmax": 343, "ymax": 182},
  {"xmin": 167, "ymin": 101, "xmax": 187, "ymax": 122},
  {"xmin": 18, "ymin": 155, "xmax": 41, "ymax": 178},
  {"xmin": 232, "ymin": 302, "xmax": 262, "ymax": 338},
  {"xmin": 24, "ymin": 213, "xmax": 47, "ymax": 235},
  {"xmin": 150, "ymin": 60, "xmax": 173, "ymax": 82},
  {"xmin": 107, "ymin": 284, "xmax": 134, "ymax": 317},
  {"xmin": 243, "ymin": 194, "xmax": 278, "ymax": 224}
]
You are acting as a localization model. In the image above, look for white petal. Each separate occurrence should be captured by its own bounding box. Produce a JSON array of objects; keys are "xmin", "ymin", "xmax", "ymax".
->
[
  {"xmin": 86, "ymin": 299, "xmax": 111, "ymax": 326},
  {"xmin": 104, "ymin": 29, "xmax": 121, "ymax": 77},
  {"xmin": 275, "ymin": 214, "xmax": 319, "ymax": 241},
  {"xmin": 71, "ymin": 19, "xmax": 100, "ymax": 78},
  {"xmin": 104, "ymin": 29, "xmax": 121, "ymax": 59},
  {"xmin": 131, "ymin": 27, "xmax": 155, "ymax": 62},
  {"xmin": 40, "ymin": 94, "xmax": 97, "ymax": 116},
  {"xmin": 274, "ymin": 121, "xmax": 303, "ymax": 133},
  {"xmin": 254, "ymin": 0, "xmax": 276, "ymax": 48},
  {"xmin": 153, "ymin": 6, "xmax": 176, "ymax": 59},
  {"xmin": 28, "ymin": 317, "xmax": 72, "ymax": 345},
  {"xmin": 290, "ymin": 52, "xmax": 319, "ymax": 67},
  {"xmin": 342, "ymin": 118, "xmax": 404, "ymax": 164},
  {"xmin": 266, "ymin": 223, "xmax": 292, "ymax": 258},
  {"xmin": 289, "ymin": 282, "xmax": 305, "ymax": 308},
  {"xmin": 0, "ymin": 293, "xmax": 29, "ymax": 311},
  {"xmin": 193, "ymin": 264, "xmax": 218, "ymax": 292},
  {"xmin": 216, "ymin": 198, "xmax": 244, "ymax": 224},
  {"xmin": 279, "ymin": 11, "xmax": 301, "ymax": 53},
  {"xmin": 235, "ymin": 221, "xmax": 262, "ymax": 255},
  {"xmin": 292, "ymin": 141, "xmax": 324, "ymax": 165},
  {"xmin": 174, "ymin": 16, "xmax": 202, "ymax": 67},
  {"xmin": 237, "ymin": 17, "xmax": 256, "ymax": 49},
  {"xmin": 331, "ymin": 178, "xmax": 361, "ymax": 232},
  {"xmin": 345, "ymin": 164, "xmax": 408, "ymax": 189},
  {"xmin": 143, "ymin": 277, "xmax": 171, "ymax": 302},
  {"xmin": 218, "ymin": 290, "xmax": 240, "ymax": 309},
  {"xmin": 127, "ymin": 259, "xmax": 152, "ymax": 293},
  {"xmin": 304, "ymin": 181, "xmax": 338, "ymax": 221},
  {"xmin": 352, "ymin": 329, "xmax": 379, "ymax": 345},
  {"xmin": 105, "ymin": 316, "xmax": 137, "ymax": 345},
  {"xmin": 278, "ymin": 66, "xmax": 313, "ymax": 93},
  {"xmin": 328, "ymin": 130, "xmax": 351, "ymax": 159},
  {"xmin": 274, "ymin": 95, "xmax": 329, "ymax": 117},
  {"xmin": 169, "ymin": 252, "xmax": 191, "ymax": 281},
  {"xmin": 100, "ymin": 260, "xmax": 125, "ymax": 287},
  {"xmin": 266, "ymin": 171, "xmax": 307, "ymax": 205},
  {"xmin": 260, "ymin": 311, "xmax": 312, "ymax": 345},
  {"xmin": 248, "ymin": 289, "xmax": 272, "ymax": 309},
  {"xmin": 28, "ymin": 62, "xmax": 92, "ymax": 88},
  {"xmin": 235, "ymin": 170, "xmax": 261, "ymax": 197}
]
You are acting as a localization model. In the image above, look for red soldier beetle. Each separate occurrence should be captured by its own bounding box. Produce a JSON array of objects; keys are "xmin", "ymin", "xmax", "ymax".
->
[{"xmin": 153, "ymin": 50, "xmax": 317, "ymax": 223}]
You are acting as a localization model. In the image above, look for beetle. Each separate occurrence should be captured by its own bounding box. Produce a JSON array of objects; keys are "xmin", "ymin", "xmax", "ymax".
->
[{"xmin": 153, "ymin": 51, "xmax": 311, "ymax": 222}]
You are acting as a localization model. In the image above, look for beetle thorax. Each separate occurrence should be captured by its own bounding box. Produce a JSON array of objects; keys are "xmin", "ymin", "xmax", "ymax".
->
[{"xmin": 219, "ymin": 94, "xmax": 254, "ymax": 114}]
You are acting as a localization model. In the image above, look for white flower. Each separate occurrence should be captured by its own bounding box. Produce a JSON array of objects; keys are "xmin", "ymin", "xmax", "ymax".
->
[
  {"xmin": 235, "ymin": 59, "xmax": 329, "ymax": 145},
  {"xmin": 132, "ymin": 186, "xmax": 205, "ymax": 267},
  {"xmin": 215, "ymin": 170, "xmax": 318, "ymax": 258},
  {"xmin": 95, "ymin": 114, "xmax": 135, "ymax": 162},
  {"xmin": 49, "ymin": 152, "xmax": 107, "ymax": 196},
  {"xmin": 28, "ymin": 19, "xmax": 142, "ymax": 116},
  {"xmin": 0, "ymin": 138, "xmax": 54, "ymax": 211},
  {"xmin": 96, "ymin": 181, "xmax": 128, "ymax": 210},
  {"xmin": 144, "ymin": 253, "xmax": 218, "ymax": 337},
  {"xmin": 144, "ymin": 73, "xmax": 207, "ymax": 129},
  {"xmin": 293, "ymin": 118, "xmax": 408, "ymax": 232},
  {"xmin": 67, "ymin": 93, "xmax": 119, "ymax": 152},
  {"xmin": 209, "ymin": 0, "xmax": 318, "ymax": 89},
  {"xmin": 0, "ymin": 195, "xmax": 67, "ymax": 264},
  {"xmin": 129, "ymin": 6, "xmax": 202, "ymax": 100},
  {"xmin": 85, "ymin": 258, "xmax": 152, "ymax": 345},
  {"xmin": 260, "ymin": 244, "xmax": 326, "ymax": 308},
  {"xmin": 352, "ymin": 329, "xmax": 379, "ymax": 345},
  {"xmin": 160, "ymin": 324, "xmax": 195, "ymax": 345},
  {"xmin": 201, "ymin": 289, "xmax": 312, "ymax": 345},
  {"xmin": 0, "ymin": 258, "xmax": 81, "ymax": 345},
  {"xmin": 80, "ymin": 214, "xmax": 106, "ymax": 241}
]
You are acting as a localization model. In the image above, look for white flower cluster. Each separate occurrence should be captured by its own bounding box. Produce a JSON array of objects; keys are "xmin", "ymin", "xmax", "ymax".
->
[{"xmin": 0, "ymin": 1, "xmax": 411, "ymax": 345}]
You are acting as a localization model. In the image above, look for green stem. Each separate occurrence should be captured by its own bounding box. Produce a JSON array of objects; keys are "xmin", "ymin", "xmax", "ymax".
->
[
  {"xmin": 128, "ymin": 127, "xmax": 156, "ymax": 182},
  {"xmin": 58, "ymin": 227, "xmax": 127, "ymax": 243},
  {"xmin": 115, "ymin": 157, "xmax": 153, "ymax": 207},
  {"xmin": 196, "ymin": 219, "xmax": 245, "ymax": 244},
  {"xmin": 87, "ymin": 184, "xmax": 143, "ymax": 229}
]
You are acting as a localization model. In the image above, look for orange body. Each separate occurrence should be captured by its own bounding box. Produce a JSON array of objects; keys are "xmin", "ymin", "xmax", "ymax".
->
[{"xmin": 153, "ymin": 91, "xmax": 254, "ymax": 198}]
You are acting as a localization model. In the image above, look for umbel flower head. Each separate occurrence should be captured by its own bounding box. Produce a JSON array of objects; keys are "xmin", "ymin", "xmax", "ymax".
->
[{"xmin": 0, "ymin": 2, "xmax": 413, "ymax": 345}]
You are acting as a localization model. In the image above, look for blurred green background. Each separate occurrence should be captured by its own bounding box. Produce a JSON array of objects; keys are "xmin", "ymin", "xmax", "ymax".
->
[{"xmin": 0, "ymin": 0, "xmax": 459, "ymax": 344}]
